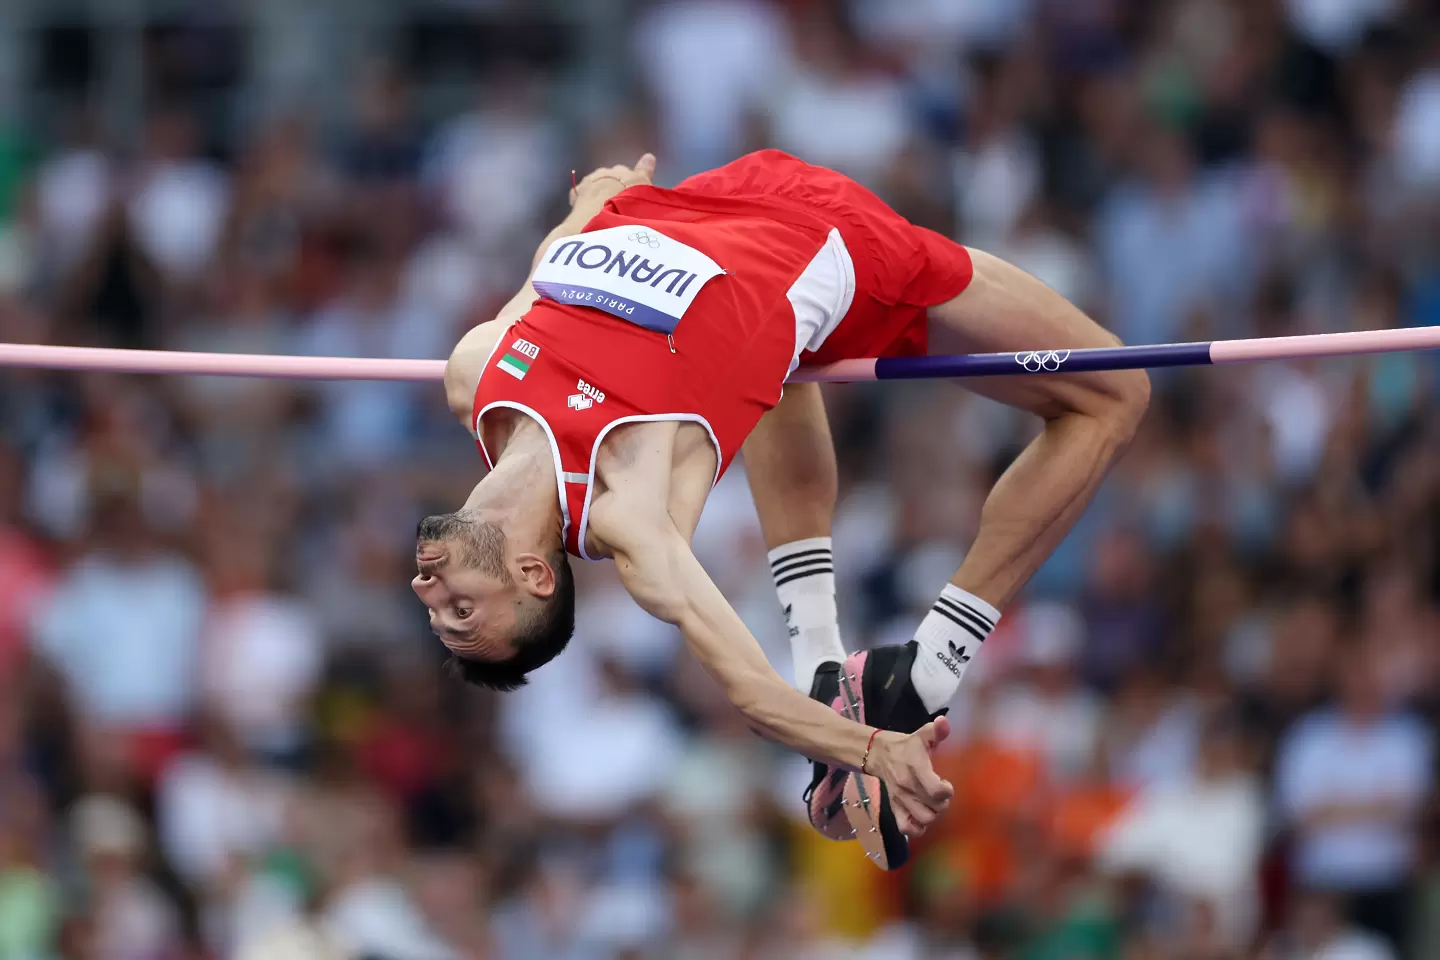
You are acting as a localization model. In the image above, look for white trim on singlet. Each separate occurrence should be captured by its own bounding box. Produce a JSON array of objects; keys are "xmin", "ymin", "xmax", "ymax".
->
[
  {"xmin": 575, "ymin": 414, "xmax": 723, "ymax": 562},
  {"xmin": 474, "ymin": 401, "xmax": 572, "ymax": 546},
  {"xmin": 786, "ymin": 227, "xmax": 857, "ymax": 374}
]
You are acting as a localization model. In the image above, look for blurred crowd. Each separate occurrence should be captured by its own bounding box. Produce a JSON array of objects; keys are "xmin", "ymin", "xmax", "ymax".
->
[{"xmin": 0, "ymin": 0, "xmax": 1439, "ymax": 957}]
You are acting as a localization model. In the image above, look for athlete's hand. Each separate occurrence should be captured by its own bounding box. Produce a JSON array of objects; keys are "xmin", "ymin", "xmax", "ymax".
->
[
  {"xmin": 570, "ymin": 153, "xmax": 657, "ymax": 207},
  {"xmin": 867, "ymin": 717, "xmax": 955, "ymax": 837}
]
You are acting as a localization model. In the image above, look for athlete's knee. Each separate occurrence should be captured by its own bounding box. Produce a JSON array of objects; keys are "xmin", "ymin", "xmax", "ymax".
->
[
  {"xmin": 1106, "ymin": 367, "xmax": 1150, "ymax": 442},
  {"xmin": 1090, "ymin": 332, "xmax": 1150, "ymax": 444}
]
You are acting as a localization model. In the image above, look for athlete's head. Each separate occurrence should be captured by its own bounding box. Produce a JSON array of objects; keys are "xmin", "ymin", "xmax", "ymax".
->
[{"xmin": 412, "ymin": 511, "xmax": 574, "ymax": 690}]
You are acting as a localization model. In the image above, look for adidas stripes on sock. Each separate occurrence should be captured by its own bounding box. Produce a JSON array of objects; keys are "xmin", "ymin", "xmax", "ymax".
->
[
  {"xmin": 769, "ymin": 537, "xmax": 846, "ymax": 694},
  {"xmin": 911, "ymin": 584, "xmax": 1002, "ymax": 713}
]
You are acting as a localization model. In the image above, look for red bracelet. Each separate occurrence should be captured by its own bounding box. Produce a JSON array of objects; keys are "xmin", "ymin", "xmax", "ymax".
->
[{"xmin": 861, "ymin": 728, "xmax": 880, "ymax": 775}]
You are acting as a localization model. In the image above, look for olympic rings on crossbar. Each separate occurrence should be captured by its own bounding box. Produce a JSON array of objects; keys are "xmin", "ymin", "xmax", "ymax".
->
[{"xmin": 1014, "ymin": 350, "xmax": 1071, "ymax": 372}]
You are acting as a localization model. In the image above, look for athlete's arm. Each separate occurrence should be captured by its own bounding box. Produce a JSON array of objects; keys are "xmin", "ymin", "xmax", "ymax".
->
[
  {"xmin": 589, "ymin": 492, "xmax": 953, "ymax": 834},
  {"xmin": 443, "ymin": 154, "xmax": 658, "ymax": 425}
]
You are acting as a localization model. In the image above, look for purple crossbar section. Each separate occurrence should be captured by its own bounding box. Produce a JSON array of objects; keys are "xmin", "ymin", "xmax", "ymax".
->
[
  {"xmin": 796, "ymin": 343, "xmax": 1214, "ymax": 382},
  {"xmin": 796, "ymin": 327, "xmax": 1440, "ymax": 382}
]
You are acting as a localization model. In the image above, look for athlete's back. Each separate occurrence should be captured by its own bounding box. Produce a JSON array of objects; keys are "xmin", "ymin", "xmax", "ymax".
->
[
  {"xmin": 461, "ymin": 150, "xmax": 973, "ymax": 557},
  {"xmin": 471, "ymin": 179, "xmax": 852, "ymax": 557}
]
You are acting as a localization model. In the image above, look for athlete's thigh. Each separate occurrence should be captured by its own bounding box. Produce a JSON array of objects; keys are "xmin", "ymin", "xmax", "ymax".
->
[{"xmin": 929, "ymin": 247, "xmax": 1144, "ymax": 421}]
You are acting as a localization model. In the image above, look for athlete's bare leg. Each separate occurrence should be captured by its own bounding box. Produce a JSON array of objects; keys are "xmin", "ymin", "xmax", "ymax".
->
[
  {"xmin": 887, "ymin": 246, "xmax": 1149, "ymax": 721},
  {"xmin": 743, "ymin": 383, "xmax": 837, "ymax": 547},
  {"xmin": 932, "ymin": 248, "xmax": 1150, "ymax": 610}
]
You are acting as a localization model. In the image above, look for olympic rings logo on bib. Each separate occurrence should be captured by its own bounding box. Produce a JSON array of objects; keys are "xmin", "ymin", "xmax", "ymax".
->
[
  {"xmin": 533, "ymin": 225, "xmax": 725, "ymax": 335},
  {"xmin": 627, "ymin": 230, "xmax": 662, "ymax": 249},
  {"xmin": 1015, "ymin": 350, "xmax": 1070, "ymax": 372}
]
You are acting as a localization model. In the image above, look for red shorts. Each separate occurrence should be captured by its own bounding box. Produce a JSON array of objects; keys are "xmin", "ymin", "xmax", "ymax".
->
[{"xmin": 676, "ymin": 150, "xmax": 974, "ymax": 363}]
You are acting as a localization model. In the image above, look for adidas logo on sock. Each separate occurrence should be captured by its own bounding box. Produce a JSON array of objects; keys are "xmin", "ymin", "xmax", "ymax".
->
[
  {"xmin": 936, "ymin": 639, "xmax": 970, "ymax": 676},
  {"xmin": 783, "ymin": 604, "xmax": 799, "ymax": 639}
]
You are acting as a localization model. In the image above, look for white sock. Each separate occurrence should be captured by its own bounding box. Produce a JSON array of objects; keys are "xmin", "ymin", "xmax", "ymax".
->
[
  {"xmin": 911, "ymin": 585, "xmax": 1002, "ymax": 713},
  {"xmin": 769, "ymin": 537, "xmax": 845, "ymax": 694}
]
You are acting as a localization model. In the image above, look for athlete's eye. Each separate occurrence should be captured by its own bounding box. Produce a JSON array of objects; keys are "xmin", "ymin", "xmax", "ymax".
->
[{"xmin": 456, "ymin": 607, "xmax": 472, "ymax": 620}]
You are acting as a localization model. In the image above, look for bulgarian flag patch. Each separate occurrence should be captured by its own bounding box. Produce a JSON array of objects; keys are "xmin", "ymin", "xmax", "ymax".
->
[{"xmin": 497, "ymin": 352, "xmax": 531, "ymax": 379}]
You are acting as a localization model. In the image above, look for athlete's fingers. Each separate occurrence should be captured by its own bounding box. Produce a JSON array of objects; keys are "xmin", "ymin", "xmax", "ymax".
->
[
  {"xmin": 907, "ymin": 793, "xmax": 941, "ymax": 827},
  {"xmin": 579, "ymin": 165, "xmax": 626, "ymax": 186},
  {"xmin": 889, "ymin": 790, "xmax": 927, "ymax": 834},
  {"xmin": 893, "ymin": 786, "xmax": 940, "ymax": 834},
  {"xmin": 904, "ymin": 724, "xmax": 954, "ymax": 804},
  {"xmin": 914, "ymin": 763, "xmax": 953, "ymax": 805},
  {"xmin": 892, "ymin": 766, "xmax": 943, "ymax": 818},
  {"xmin": 635, "ymin": 153, "xmax": 657, "ymax": 181},
  {"xmin": 918, "ymin": 716, "xmax": 951, "ymax": 751},
  {"xmin": 895, "ymin": 802, "xmax": 927, "ymax": 838}
]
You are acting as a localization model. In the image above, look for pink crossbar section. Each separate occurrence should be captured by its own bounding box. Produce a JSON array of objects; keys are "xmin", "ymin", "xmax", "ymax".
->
[
  {"xmin": 0, "ymin": 343, "xmax": 884, "ymax": 383},
  {"xmin": 1211, "ymin": 326, "xmax": 1440, "ymax": 363},
  {"xmin": 0, "ymin": 344, "xmax": 448, "ymax": 381},
  {"xmin": 789, "ymin": 358, "xmax": 878, "ymax": 383}
]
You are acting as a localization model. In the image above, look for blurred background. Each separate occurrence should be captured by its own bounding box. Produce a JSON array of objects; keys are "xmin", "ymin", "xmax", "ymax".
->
[{"xmin": 0, "ymin": 0, "xmax": 1438, "ymax": 957}]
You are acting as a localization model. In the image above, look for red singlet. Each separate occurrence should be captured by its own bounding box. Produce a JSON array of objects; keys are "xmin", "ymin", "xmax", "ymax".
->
[{"xmin": 472, "ymin": 150, "xmax": 973, "ymax": 559}]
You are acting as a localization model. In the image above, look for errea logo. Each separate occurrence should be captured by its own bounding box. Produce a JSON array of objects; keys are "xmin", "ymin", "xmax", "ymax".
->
[{"xmin": 567, "ymin": 379, "xmax": 605, "ymax": 411}]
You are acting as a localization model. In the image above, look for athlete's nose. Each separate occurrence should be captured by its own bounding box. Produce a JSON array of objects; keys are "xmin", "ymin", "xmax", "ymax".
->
[{"xmin": 411, "ymin": 573, "xmax": 438, "ymax": 602}]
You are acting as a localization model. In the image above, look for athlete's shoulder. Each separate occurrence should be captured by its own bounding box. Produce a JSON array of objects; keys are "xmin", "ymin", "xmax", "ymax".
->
[{"xmin": 445, "ymin": 318, "xmax": 511, "ymax": 424}]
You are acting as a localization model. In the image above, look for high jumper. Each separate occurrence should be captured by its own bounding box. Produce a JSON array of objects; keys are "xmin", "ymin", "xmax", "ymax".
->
[{"xmin": 416, "ymin": 148, "xmax": 1148, "ymax": 870}]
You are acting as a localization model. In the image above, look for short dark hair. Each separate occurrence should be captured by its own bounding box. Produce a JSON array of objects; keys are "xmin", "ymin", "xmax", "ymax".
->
[{"xmin": 444, "ymin": 552, "xmax": 575, "ymax": 691}]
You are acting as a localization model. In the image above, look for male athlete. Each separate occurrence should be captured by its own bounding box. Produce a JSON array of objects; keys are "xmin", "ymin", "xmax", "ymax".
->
[{"xmin": 415, "ymin": 150, "xmax": 1148, "ymax": 869}]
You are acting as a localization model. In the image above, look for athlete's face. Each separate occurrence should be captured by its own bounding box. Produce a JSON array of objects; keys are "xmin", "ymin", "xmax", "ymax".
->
[{"xmin": 412, "ymin": 513, "xmax": 520, "ymax": 661}]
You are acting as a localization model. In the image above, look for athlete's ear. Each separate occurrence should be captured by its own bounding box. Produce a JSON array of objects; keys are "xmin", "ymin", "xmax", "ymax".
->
[
  {"xmin": 514, "ymin": 552, "xmax": 557, "ymax": 598},
  {"xmin": 636, "ymin": 153, "xmax": 656, "ymax": 182}
]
